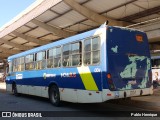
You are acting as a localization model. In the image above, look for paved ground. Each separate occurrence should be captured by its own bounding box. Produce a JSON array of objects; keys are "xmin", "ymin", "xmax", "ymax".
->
[
  {"xmin": 1, "ymin": 82, "xmax": 160, "ymax": 103},
  {"xmin": 0, "ymin": 82, "xmax": 160, "ymax": 120}
]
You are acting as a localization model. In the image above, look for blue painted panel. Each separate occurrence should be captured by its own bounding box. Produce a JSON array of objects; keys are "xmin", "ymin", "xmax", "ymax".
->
[
  {"xmin": 6, "ymin": 66, "xmax": 103, "ymax": 91},
  {"xmin": 105, "ymin": 27, "xmax": 152, "ymax": 90}
]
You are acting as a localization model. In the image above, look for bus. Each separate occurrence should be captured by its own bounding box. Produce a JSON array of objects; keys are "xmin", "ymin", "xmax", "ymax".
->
[
  {"xmin": 6, "ymin": 24, "xmax": 153, "ymax": 106},
  {"xmin": 151, "ymin": 55, "xmax": 160, "ymax": 88}
]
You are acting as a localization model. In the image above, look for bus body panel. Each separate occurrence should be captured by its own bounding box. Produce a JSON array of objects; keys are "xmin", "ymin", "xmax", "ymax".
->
[{"xmin": 6, "ymin": 66, "xmax": 103, "ymax": 103}]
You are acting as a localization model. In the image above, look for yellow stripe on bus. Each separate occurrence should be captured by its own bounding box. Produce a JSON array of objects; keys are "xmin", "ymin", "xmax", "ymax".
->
[{"xmin": 77, "ymin": 67, "xmax": 98, "ymax": 91}]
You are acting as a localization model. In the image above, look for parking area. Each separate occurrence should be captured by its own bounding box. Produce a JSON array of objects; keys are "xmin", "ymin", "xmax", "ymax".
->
[{"xmin": 0, "ymin": 82, "xmax": 160, "ymax": 120}]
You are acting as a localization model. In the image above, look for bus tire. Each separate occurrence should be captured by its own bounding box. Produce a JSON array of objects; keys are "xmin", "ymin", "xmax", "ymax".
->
[
  {"xmin": 12, "ymin": 83, "xmax": 18, "ymax": 96},
  {"xmin": 49, "ymin": 85, "xmax": 61, "ymax": 106}
]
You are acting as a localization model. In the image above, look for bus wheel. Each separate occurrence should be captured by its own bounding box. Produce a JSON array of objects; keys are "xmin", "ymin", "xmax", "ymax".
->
[
  {"xmin": 49, "ymin": 85, "xmax": 61, "ymax": 106},
  {"xmin": 12, "ymin": 83, "xmax": 18, "ymax": 96}
]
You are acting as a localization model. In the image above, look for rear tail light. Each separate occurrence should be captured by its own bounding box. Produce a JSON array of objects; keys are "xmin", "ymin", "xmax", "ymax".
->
[{"xmin": 107, "ymin": 73, "xmax": 116, "ymax": 90}]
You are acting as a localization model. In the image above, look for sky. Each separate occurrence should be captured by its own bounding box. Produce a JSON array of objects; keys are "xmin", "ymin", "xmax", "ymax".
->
[{"xmin": 0, "ymin": 0, "xmax": 36, "ymax": 28}]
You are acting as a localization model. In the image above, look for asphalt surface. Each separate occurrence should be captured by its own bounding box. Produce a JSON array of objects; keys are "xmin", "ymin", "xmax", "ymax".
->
[{"xmin": 0, "ymin": 82, "xmax": 160, "ymax": 120}]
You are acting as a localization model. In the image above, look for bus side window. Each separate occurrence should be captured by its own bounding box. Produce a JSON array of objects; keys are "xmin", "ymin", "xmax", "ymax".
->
[
  {"xmin": 12, "ymin": 57, "xmax": 24, "ymax": 72},
  {"xmin": 13, "ymin": 59, "xmax": 17, "ymax": 72},
  {"xmin": 8, "ymin": 61, "xmax": 13, "ymax": 73},
  {"xmin": 84, "ymin": 39, "xmax": 91, "ymax": 65},
  {"xmin": 63, "ymin": 44, "xmax": 71, "ymax": 67},
  {"xmin": 19, "ymin": 57, "xmax": 25, "ymax": 71},
  {"xmin": 84, "ymin": 37, "xmax": 100, "ymax": 65},
  {"xmin": 35, "ymin": 51, "xmax": 46, "ymax": 70},
  {"xmin": 25, "ymin": 54, "xmax": 34, "ymax": 70},
  {"xmin": 71, "ymin": 42, "xmax": 82, "ymax": 66},
  {"xmin": 92, "ymin": 37, "xmax": 100, "ymax": 64},
  {"xmin": 54, "ymin": 46, "xmax": 61, "ymax": 68},
  {"xmin": 47, "ymin": 48, "xmax": 54, "ymax": 68},
  {"xmin": 63, "ymin": 42, "xmax": 82, "ymax": 67},
  {"xmin": 63, "ymin": 56, "xmax": 69, "ymax": 67}
]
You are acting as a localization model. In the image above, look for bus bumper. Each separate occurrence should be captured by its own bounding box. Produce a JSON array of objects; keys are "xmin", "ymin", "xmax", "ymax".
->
[{"xmin": 102, "ymin": 86, "xmax": 153, "ymax": 102}]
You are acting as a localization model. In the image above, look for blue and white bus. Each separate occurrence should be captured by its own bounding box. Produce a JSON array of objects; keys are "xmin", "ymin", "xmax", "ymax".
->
[{"xmin": 6, "ymin": 24, "xmax": 153, "ymax": 106}]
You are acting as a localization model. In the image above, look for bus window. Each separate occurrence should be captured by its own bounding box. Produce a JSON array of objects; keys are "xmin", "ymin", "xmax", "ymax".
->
[
  {"xmin": 25, "ymin": 54, "xmax": 34, "ymax": 70},
  {"xmin": 84, "ymin": 39, "xmax": 91, "ymax": 51},
  {"xmin": 54, "ymin": 47, "xmax": 61, "ymax": 68},
  {"xmin": 92, "ymin": 37, "xmax": 100, "ymax": 64},
  {"xmin": 47, "ymin": 48, "xmax": 56, "ymax": 68},
  {"xmin": 18, "ymin": 57, "xmax": 25, "ymax": 71},
  {"xmin": 13, "ymin": 57, "xmax": 25, "ymax": 72},
  {"xmin": 63, "ymin": 44, "xmax": 71, "ymax": 67},
  {"xmin": 71, "ymin": 42, "xmax": 81, "ymax": 66},
  {"xmin": 63, "ymin": 42, "xmax": 81, "ymax": 67},
  {"xmin": 13, "ymin": 59, "xmax": 17, "ymax": 72},
  {"xmin": 8, "ymin": 61, "xmax": 13, "ymax": 73},
  {"xmin": 84, "ymin": 39, "xmax": 91, "ymax": 65},
  {"xmin": 35, "ymin": 51, "xmax": 46, "ymax": 69},
  {"xmin": 84, "ymin": 37, "xmax": 100, "ymax": 65}
]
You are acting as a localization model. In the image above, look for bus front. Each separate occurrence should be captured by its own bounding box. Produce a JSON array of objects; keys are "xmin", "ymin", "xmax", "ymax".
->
[{"xmin": 103, "ymin": 26, "xmax": 153, "ymax": 101}]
